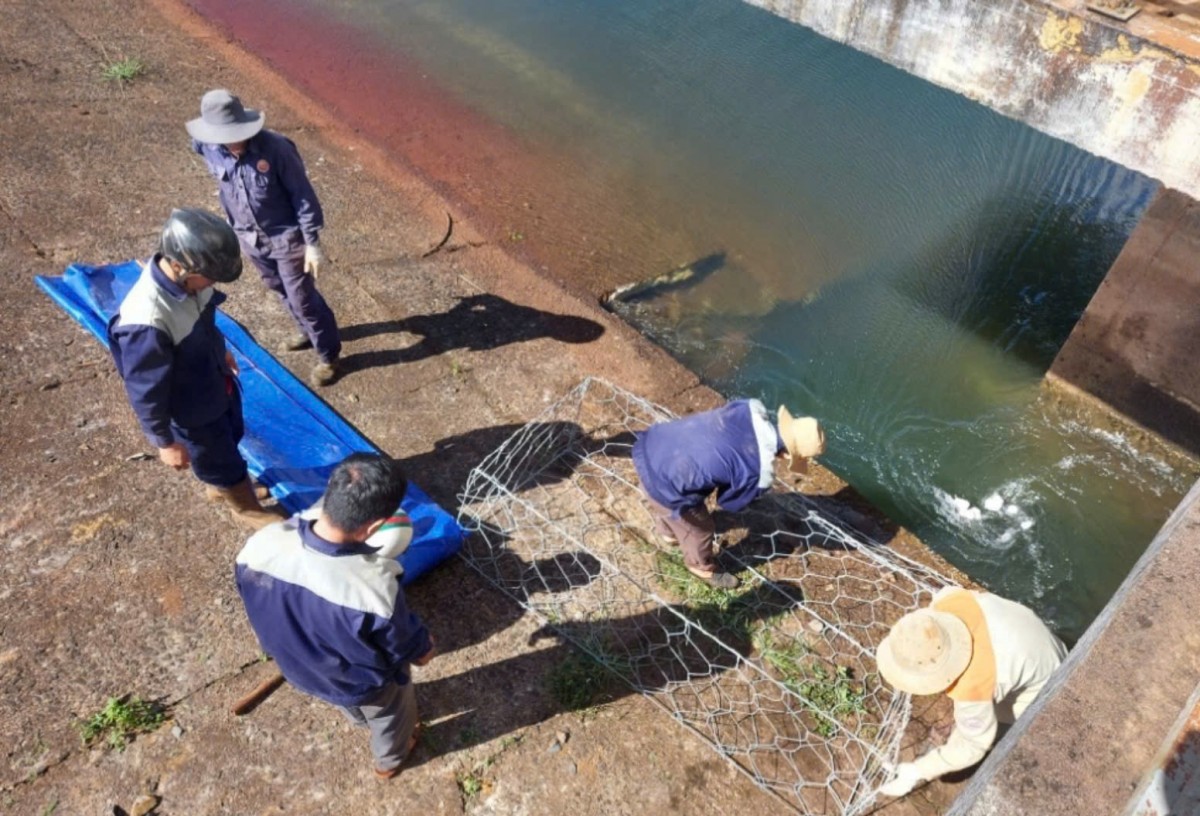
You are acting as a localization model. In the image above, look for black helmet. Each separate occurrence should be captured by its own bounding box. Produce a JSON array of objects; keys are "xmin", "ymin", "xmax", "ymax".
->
[{"xmin": 158, "ymin": 208, "xmax": 243, "ymax": 283}]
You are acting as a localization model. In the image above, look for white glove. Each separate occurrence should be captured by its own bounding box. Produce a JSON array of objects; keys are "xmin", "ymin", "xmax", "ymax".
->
[
  {"xmin": 304, "ymin": 243, "xmax": 326, "ymax": 278},
  {"xmin": 879, "ymin": 762, "xmax": 924, "ymax": 798}
]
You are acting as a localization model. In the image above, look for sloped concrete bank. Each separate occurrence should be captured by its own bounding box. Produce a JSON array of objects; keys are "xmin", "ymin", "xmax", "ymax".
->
[{"xmin": 742, "ymin": 0, "xmax": 1200, "ymax": 200}]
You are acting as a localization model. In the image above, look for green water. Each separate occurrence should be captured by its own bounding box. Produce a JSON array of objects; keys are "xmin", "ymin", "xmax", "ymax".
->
[{"xmin": 293, "ymin": 0, "xmax": 1194, "ymax": 640}]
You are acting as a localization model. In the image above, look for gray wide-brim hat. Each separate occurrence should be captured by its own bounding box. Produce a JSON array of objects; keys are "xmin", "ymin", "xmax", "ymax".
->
[{"xmin": 186, "ymin": 89, "xmax": 264, "ymax": 144}]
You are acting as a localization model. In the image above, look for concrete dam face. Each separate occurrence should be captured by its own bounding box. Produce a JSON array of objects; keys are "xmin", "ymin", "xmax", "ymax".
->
[{"xmin": 741, "ymin": 0, "xmax": 1200, "ymax": 201}]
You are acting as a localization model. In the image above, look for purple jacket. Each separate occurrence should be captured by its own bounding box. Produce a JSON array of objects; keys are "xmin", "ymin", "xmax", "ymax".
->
[
  {"xmin": 632, "ymin": 399, "xmax": 781, "ymax": 515},
  {"xmin": 192, "ymin": 129, "xmax": 324, "ymax": 251}
]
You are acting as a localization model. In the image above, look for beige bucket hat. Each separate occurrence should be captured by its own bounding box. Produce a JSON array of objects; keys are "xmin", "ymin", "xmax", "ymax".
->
[
  {"xmin": 186, "ymin": 89, "xmax": 265, "ymax": 144},
  {"xmin": 777, "ymin": 406, "xmax": 825, "ymax": 474},
  {"xmin": 876, "ymin": 608, "xmax": 973, "ymax": 696}
]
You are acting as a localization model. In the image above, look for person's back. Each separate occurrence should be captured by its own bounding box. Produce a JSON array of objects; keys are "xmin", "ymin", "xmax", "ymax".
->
[{"xmin": 234, "ymin": 454, "xmax": 434, "ymax": 780}]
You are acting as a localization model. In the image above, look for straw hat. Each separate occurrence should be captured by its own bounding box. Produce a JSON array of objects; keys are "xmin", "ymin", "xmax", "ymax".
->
[
  {"xmin": 186, "ymin": 89, "xmax": 265, "ymax": 144},
  {"xmin": 777, "ymin": 406, "xmax": 825, "ymax": 474},
  {"xmin": 876, "ymin": 609, "xmax": 973, "ymax": 696}
]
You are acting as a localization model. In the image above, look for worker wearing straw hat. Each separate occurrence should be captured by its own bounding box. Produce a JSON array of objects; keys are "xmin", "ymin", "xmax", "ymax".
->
[
  {"xmin": 632, "ymin": 399, "xmax": 825, "ymax": 590},
  {"xmin": 875, "ymin": 587, "xmax": 1068, "ymax": 798}
]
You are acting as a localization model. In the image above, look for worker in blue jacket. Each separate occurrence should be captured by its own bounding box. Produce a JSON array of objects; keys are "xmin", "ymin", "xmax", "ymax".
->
[
  {"xmin": 107, "ymin": 208, "xmax": 285, "ymax": 529},
  {"xmin": 236, "ymin": 453, "xmax": 436, "ymax": 779},
  {"xmin": 187, "ymin": 89, "xmax": 342, "ymax": 387},
  {"xmin": 632, "ymin": 400, "xmax": 825, "ymax": 589}
]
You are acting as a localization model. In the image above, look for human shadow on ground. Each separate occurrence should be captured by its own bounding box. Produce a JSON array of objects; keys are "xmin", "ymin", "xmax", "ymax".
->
[
  {"xmin": 404, "ymin": 579, "xmax": 813, "ymax": 766},
  {"xmin": 338, "ymin": 293, "xmax": 605, "ymax": 374}
]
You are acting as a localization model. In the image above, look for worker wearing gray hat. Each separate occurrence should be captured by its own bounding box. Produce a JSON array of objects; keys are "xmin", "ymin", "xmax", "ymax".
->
[
  {"xmin": 188, "ymin": 89, "xmax": 342, "ymax": 387},
  {"xmin": 874, "ymin": 587, "xmax": 1068, "ymax": 798}
]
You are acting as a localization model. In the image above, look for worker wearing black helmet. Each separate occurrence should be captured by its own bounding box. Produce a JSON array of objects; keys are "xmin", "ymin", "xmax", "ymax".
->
[{"xmin": 107, "ymin": 208, "xmax": 286, "ymax": 530}]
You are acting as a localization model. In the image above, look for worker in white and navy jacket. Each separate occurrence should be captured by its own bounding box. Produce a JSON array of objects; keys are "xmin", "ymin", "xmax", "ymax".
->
[
  {"xmin": 874, "ymin": 587, "xmax": 1068, "ymax": 798},
  {"xmin": 235, "ymin": 453, "xmax": 436, "ymax": 779},
  {"xmin": 107, "ymin": 208, "xmax": 283, "ymax": 529}
]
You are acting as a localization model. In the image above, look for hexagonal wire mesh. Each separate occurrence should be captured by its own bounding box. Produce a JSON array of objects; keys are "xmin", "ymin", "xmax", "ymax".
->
[{"xmin": 457, "ymin": 378, "xmax": 957, "ymax": 815}]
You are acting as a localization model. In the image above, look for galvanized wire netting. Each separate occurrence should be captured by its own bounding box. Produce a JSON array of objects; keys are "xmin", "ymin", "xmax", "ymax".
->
[{"xmin": 457, "ymin": 378, "xmax": 955, "ymax": 815}]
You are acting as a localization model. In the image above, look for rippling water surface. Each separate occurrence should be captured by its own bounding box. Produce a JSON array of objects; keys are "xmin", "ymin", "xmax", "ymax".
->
[{"xmin": 195, "ymin": 0, "xmax": 1197, "ymax": 640}]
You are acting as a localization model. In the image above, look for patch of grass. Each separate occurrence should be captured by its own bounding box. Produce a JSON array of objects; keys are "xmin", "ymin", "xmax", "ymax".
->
[
  {"xmin": 546, "ymin": 649, "xmax": 614, "ymax": 711},
  {"xmin": 101, "ymin": 57, "xmax": 146, "ymax": 84},
  {"xmin": 755, "ymin": 631, "xmax": 868, "ymax": 737},
  {"xmin": 457, "ymin": 771, "xmax": 483, "ymax": 800},
  {"xmin": 653, "ymin": 547, "xmax": 746, "ymax": 612},
  {"xmin": 78, "ymin": 696, "xmax": 165, "ymax": 750}
]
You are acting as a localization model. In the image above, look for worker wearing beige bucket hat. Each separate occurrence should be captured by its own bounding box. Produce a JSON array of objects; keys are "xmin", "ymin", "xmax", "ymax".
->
[
  {"xmin": 188, "ymin": 89, "xmax": 343, "ymax": 388},
  {"xmin": 874, "ymin": 587, "xmax": 1067, "ymax": 798},
  {"xmin": 631, "ymin": 398, "xmax": 825, "ymax": 589}
]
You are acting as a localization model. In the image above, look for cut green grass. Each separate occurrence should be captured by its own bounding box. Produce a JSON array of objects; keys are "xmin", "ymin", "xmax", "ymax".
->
[
  {"xmin": 653, "ymin": 547, "xmax": 747, "ymax": 612},
  {"xmin": 546, "ymin": 649, "xmax": 614, "ymax": 711},
  {"xmin": 755, "ymin": 630, "xmax": 868, "ymax": 737},
  {"xmin": 78, "ymin": 695, "xmax": 165, "ymax": 750},
  {"xmin": 101, "ymin": 57, "xmax": 146, "ymax": 84}
]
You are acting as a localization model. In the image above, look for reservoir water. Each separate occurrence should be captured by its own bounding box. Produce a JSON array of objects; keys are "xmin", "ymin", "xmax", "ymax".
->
[{"xmin": 188, "ymin": 0, "xmax": 1197, "ymax": 641}]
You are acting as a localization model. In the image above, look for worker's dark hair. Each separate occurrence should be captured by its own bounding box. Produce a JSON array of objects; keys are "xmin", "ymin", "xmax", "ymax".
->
[{"xmin": 323, "ymin": 453, "xmax": 407, "ymax": 534}]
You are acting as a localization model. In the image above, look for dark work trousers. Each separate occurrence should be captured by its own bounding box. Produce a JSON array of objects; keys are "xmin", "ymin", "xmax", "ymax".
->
[
  {"xmin": 644, "ymin": 494, "xmax": 718, "ymax": 571},
  {"xmin": 173, "ymin": 381, "xmax": 248, "ymax": 488},
  {"xmin": 241, "ymin": 238, "xmax": 342, "ymax": 364},
  {"xmin": 338, "ymin": 678, "xmax": 419, "ymax": 772}
]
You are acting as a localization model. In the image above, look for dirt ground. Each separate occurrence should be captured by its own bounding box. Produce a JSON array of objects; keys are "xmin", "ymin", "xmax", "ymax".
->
[{"xmin": 0, "ymin": 1, "xmax": 964, "ymax": 813}]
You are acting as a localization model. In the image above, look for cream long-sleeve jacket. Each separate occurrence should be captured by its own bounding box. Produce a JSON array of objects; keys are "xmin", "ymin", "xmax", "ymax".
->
[{"xmin": 911, "ymin": 587, "xmax": 1068, "ymax": 781}]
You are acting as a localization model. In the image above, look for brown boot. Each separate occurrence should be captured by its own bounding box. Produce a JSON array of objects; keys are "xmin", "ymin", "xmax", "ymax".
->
[
  {"xmin": 210, "ymin": 478, "xmax": 288, "ymax": 531},
  {"xmin": 206, "ymin": 482, "xmax": 271, "ymax": 502}
]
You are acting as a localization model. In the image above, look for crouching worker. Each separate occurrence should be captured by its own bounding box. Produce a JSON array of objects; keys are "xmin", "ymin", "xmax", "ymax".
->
[
  {"xmin": 875, "ymin": 587, "xmax": 1068, "ymax": 797},
  {"xmin": 632, "ymin": 399, "xmax": 825, "ymax": 589},
  {"xmin": 108, "ymin": 208, "xmax": 284, "ymax": 530},
  {"xmin": 235, "ymin": 453, "xmax": 436, "ymax": 779}
]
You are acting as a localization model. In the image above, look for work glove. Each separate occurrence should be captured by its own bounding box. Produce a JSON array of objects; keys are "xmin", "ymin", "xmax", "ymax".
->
[
  {"xmin": 304, "ymin": 242, "xmax": 326, "ymax": 278},
  {"xmin": 879, "ymin": 762, "xmax": 924, "ymax": 798}
]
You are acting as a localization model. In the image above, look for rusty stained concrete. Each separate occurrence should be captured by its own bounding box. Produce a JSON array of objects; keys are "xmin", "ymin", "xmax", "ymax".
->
[{"xmin": 742, "ymin": 0, "xmax": 1200, "ymax": 198}]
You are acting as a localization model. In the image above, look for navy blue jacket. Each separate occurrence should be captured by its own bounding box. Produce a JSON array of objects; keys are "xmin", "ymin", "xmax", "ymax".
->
[
  {"xmin": 107, "ymin": 258, "xmax": 232, "ymax": 447},
  {"xmin": 236, "ymin": 517, "xmax": 432, "ymax": 707},
  {"xmin": 193, "ymin": 129, "xmax": 324, "ymax": 251},
  {"xmin": 633, "ymin": 399, "xmax": 780, "ymax": 514}
]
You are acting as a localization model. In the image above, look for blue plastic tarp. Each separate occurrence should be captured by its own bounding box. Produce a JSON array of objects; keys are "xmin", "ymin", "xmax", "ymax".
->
[{"xmin": 35, "ymin": 260, "xmax": 463, "ymax": 583}]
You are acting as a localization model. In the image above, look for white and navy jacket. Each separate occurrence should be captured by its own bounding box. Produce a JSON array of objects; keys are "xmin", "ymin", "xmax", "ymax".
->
[
  {"xmin": 235, "ymin": 516, "xmax": 431, "ymax": 707},
  {"xmin": 106, "ymin": 256, "xmax": 233, "ymax": 447}
]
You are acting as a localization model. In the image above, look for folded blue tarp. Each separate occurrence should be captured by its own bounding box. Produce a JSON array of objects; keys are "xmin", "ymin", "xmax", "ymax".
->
[{"xmin": 36, "ymin": 260, "xmax": 463, "ymax": 583}]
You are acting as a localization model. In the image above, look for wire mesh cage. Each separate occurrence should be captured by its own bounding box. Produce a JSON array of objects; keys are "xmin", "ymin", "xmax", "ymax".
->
[{"xmin": 458, "ymin": 378, "xmax": 956, "ymax": 815}]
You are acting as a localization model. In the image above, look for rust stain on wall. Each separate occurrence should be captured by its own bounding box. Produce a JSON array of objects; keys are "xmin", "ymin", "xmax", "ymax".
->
[{"xmin": 1040, "ymin": 12, "xmax": 1084, "ymax": 52}]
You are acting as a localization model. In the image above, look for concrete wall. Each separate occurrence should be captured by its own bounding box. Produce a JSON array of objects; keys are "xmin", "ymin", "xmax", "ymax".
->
[
  {"xmin": 742, "ymin": 0, "xmax": 1200, "ymax": 199},
  {"xmin": 1048, "ymin": 188, "xmax": 1200, "ymax": 455}
]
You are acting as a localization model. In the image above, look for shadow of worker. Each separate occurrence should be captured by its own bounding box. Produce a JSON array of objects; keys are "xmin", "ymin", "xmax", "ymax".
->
[
  {"xmin": 338, "ymin": 293, "xmax": 605, "ymax": 373},
  {"xmin": 407, "ymin": 579, "xmax": 807, "ymax": 764}
]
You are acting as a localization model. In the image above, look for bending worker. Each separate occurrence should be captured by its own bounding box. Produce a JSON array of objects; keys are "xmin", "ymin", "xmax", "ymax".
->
[
  {"xmin": 632, "ymin": 399, "xmax": 825, "ymax": 589},
  {"xmin": 187, "ymin": 88, "xmax": 342, "ymax": 387},
  {"xmin": 236, "ymin": 453, "xmax": 435, "ymax": 780},
  {"xmin": 875, "ymin": 586, "xmax": 1068, "ymax": 797},
  {"xmin": 107, "ymin": 208, "xmax": 284, "ymax": 529}
]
